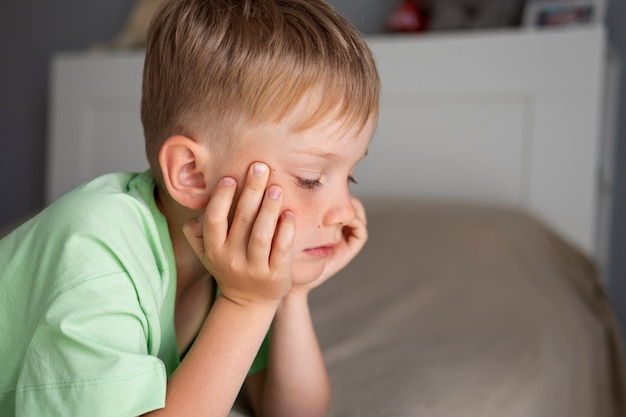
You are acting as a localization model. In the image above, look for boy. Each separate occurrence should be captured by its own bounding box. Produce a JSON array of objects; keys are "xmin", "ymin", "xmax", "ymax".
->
[{"xmin": 0, "ymin": 0, "xmax": 380, "ymax": 415}]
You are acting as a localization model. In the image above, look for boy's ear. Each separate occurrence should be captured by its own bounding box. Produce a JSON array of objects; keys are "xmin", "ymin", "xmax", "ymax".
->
[{"xmin": 159, "ymin": 135, "xmax": 210, "ymax": 210}]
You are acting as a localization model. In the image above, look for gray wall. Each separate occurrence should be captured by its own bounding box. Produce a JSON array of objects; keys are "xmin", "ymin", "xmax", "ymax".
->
[
  {"xmin": 1, "ymin": 1, "xmax": 625, "ymax": 329},
  {"xmin": 606, "ymin": 0, "xmax": 626, "ymax": 330},
  {"xmin": 0, "ymin": 1, "xmax": 135, "ymax": 225}
]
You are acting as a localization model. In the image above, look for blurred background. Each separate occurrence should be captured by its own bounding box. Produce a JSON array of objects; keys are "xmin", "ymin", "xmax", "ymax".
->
[{"xmin": 0, "ymin": 0, "xmax": 624, "ymax": 331}]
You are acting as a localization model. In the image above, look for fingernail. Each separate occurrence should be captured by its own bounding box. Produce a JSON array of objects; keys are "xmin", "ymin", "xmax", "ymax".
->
[
  {"xmin": 253, "ymin": 163, "xmax": 268, "ymax": 177},
  {"xmin": 268, "ymin": 186, "xmax": 282, "ymax": 200},
  {"xmin": 282, "ymin": 210, "xmax": 294, "ymax": 219},
  {"xmin": 221, "ymin": 177, "xmax": 235, "ymax": 186}
]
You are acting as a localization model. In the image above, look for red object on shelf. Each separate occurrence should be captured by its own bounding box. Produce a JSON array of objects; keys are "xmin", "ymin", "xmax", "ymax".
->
[{"xmin": 386, "ymin": 0, "xmax": 429, "ymax": 33}]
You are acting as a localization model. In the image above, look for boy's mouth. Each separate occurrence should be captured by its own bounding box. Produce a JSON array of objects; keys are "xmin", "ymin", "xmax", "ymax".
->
[{"xmin": 303, "ymin": 244, "xmax": 335, "ymax": 258}]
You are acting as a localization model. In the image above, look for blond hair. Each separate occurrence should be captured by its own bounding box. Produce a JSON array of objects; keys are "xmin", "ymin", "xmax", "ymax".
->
[{"xmin": 141, "ymin": 0, "xmax": 380, "ymax": 181}]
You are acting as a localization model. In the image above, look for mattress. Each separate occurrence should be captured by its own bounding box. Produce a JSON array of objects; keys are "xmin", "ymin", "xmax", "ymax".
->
[
  {"xmin": 233, "ymin": 200, "xmax": 626, "ymax": 417},
  {"xmin": 3, "ymin": 201, "xmax": 623, "ymax": 416}
]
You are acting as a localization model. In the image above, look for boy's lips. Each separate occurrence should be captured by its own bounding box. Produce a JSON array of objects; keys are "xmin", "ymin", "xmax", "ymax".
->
[{"xmin": 303, "ymin": 243, "xmax": 336, "ymax": 258}]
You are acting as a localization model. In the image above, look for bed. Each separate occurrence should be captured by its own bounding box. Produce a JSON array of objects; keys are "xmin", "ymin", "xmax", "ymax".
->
[{"xmin": 38, "ymin": 26, "xmax": 626, "ymax": 416}]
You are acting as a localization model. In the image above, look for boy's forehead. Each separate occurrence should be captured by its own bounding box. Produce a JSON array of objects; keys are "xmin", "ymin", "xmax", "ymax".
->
[
  {"xmin": 292, "ymin": 146, "xmax": 370, "ymax": 163},
  {"xmin": 236, "ymin": 87, "xmax": 377, "ymax": 155},
  {"xmin": 275, "ymin": 109, "xmax": 376, "ymax": 145},
  {"xmin": 287, "ymin": 117, "xmax": 374, "ymax": 159},
  {"xmin": 260, "ymin": 86, "xmax": 375, "ymax": 134},
  {"xmin": 282, "ymin": 102, "xmax": 376, "ymax": 140}
]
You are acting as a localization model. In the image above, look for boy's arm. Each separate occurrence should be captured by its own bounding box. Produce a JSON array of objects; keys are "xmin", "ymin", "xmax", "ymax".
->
[
  {"xmin": 245, "ymin": 289, "xmax": 331, "ymax": 417},
  {"xmin": 145, "ymin": 164, "xmax": 295, "ymax": 416},
  {"xmin": 145, "ymin": 295, "xmax": 279, "ymax": 417},
  {"xmin": 245, "ymin": 197, "xmax": 368, "ymax": 417}
]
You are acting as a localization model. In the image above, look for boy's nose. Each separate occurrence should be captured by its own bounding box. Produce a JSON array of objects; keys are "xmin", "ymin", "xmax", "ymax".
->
[{"xmin": 323, "ymin": 191, "xmax": 356, "ymax": 227}]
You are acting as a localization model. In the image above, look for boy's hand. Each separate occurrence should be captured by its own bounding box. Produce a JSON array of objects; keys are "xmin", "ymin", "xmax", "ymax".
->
[
  {"xmin": 295, "ymin": 196, "xmax": 368, "ymax": 294},
  {"xmin": 183, "ymin": 162, "xmax": 295, "ymax": 308}
]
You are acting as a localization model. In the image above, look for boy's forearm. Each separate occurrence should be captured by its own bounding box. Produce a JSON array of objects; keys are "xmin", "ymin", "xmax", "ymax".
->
[
  {"xmin": 143, "ymin": 295, "xmax": 279, "ymax": 417},
  {"xmin": 262, "ymin": 290, "xmax": 331, "ymax": 417}
]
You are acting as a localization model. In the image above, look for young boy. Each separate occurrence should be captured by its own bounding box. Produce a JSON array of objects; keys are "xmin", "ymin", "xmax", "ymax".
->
[{"xmin": 0, "ymin": 0, "xmax": 380, "ymax": 415}]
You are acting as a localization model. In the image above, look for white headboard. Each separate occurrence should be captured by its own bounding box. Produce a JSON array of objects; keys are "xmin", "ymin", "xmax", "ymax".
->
[{"xmin": 48, "ymin": 27, "xmax": 612, "ymax": 266}]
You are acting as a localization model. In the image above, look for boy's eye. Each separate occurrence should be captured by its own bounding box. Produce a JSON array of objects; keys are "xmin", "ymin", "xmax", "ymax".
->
[
  {"xmin": 297, "ymin": 178, "xmax": 323, "ymax": 190},
  {"xmin": 296, "ymin": 176, "xmax": 358, "ymax": 190}
]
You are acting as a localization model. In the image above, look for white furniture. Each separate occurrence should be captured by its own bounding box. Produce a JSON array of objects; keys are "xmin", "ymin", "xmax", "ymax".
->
[{"xmin": 48, "ymin": 27, "xmax": 614, "ymax": 278}]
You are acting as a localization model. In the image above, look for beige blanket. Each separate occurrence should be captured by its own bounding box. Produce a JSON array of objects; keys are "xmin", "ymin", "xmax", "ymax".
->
[{"xmin": 235, "ymin": 200, "xmax": 626, "ymax": 417}]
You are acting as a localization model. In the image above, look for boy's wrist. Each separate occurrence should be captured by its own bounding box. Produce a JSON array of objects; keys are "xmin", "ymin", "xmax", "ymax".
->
[
  {"xmin": 277, "ymin": 287, "xmax": 310, "ymax": 313},
  {"xmin": 215, "ymin": 291, "xmax": 282, "ymax": 314},
  {"xmin": 287, "ymin": 285, "xmax": 312, "ymax": 299}
]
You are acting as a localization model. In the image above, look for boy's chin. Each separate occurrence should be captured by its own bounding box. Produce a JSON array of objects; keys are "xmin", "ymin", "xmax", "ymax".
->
[{"xmin": 291, "ymin": 263, "xmax": 325, "ymax": 287}]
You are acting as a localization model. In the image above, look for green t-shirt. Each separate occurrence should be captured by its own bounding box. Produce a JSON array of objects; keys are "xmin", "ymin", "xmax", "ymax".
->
[{"xmin": 0, "ymin": 171, "xmax": 268, "ymax": 416}]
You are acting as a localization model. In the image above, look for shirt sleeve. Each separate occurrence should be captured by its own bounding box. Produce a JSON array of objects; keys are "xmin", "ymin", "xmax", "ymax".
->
[{"xmin": 15, "ymin": 273, "xmax": 167, "ymax": 417}]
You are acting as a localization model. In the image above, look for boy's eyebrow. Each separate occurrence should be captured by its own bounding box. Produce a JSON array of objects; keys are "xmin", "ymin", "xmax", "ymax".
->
[
  {"xmin": 304, "ymin": 151, "xmax": 339, "ymax": 160},
  {"xmin": 299, "ymin": 149, "xmax": 369, "ymax": 160}
]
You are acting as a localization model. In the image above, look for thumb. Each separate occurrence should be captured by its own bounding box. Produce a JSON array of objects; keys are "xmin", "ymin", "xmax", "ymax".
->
[{"xmin": 182, "ymin": 212, "xmax": 206, "ymax": 259}]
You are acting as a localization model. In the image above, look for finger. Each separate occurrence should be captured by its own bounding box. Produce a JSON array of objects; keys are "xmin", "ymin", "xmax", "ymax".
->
[
  {"xmin": 351, "ymin": 196, "xmax": 367, "ymax": 226},
  {"xmin": 182, "ymin": 176, "xmax": 237, "ymax": 259},
  {"xmin": 182, "ymin": 212, "xmax": 206, "ymax": 260},
  {"xmin": 343, "ymin": 215, "xmax": 367, "ymax": 244},
  {"xmin": 269, "ymin": 210, "xmax": 296, "ymax": 274},
  {"xmin": 229, "ymin": 162, "xmax": 270, "ymax": 245},
  {"xmin": 342, "ymin": 198, "xmax": 368, "ymax": 244},
  {"xmin": 203, "ymin": 176, "xmax": 238, "ymax": 246},
  {"xmin": 247, "ymin": 185, "xmax": 284, "ymax": 266}
]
